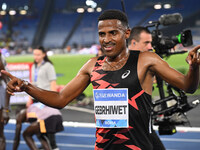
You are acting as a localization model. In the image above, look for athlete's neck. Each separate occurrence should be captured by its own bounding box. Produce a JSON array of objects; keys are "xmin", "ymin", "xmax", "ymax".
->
[
  {"xmin": 107, "ymin": 48, "xmax": 129, "ymax": 62},
  {"xmin": 103, "ymin": 49, "xmax": 129, "ymax": 71}
]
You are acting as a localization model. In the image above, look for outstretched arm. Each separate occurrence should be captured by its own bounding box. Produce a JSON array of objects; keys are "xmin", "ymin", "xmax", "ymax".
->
[
  {"xmin": 149, "ymin": 45, "xmax": 200, "ymax": 93},
  {"xmin": 2, "ymin": 58, "xmax": 96, "ymax": 109}
]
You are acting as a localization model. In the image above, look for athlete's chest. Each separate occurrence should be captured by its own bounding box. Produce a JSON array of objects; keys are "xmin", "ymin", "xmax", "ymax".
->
[{"xmin": 92, "ymin": 63, "xmax": 138, "ymax": 90}]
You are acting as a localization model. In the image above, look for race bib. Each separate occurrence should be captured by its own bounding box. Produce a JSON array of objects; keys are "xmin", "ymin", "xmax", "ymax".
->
[{"xmin": 93, "ymin": 88, "xmax": 129, "ymax": 128}]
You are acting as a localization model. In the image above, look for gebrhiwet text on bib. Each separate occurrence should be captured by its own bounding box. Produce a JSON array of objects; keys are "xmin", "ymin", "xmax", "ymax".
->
[{"xmin": 93, "ymin": 88, "xmax": 129, "ymax": 128}]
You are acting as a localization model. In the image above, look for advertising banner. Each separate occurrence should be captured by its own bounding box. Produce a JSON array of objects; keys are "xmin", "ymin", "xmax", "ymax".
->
[{"xmin": 7, "ymin": 63, "xmax": 33, "ymax": 104}]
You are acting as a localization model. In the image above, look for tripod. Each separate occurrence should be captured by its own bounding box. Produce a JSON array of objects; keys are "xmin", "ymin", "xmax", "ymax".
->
[{"xmin": 152, "ymin": 75, "xmax": 199, "ymax": 135}]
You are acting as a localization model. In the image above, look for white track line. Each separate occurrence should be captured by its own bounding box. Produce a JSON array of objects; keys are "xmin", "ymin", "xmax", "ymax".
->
[
  {"xmin": 64, "ymin": 105, "xmax": 94, "ymax": 114},
  {"xmin": 4, "ymin": 129, "xmax": 95, "ymax": 138},
  {"xmin": 8, "ymin": 119, "xmax": 200, "ymax": 132},
  {"xmin": 160, "ymin": 138, "xmax": 200, "ymax": 143},
  {"xmin": 6, "ymin": 140, "xmax": 94, "ymax": 149}
]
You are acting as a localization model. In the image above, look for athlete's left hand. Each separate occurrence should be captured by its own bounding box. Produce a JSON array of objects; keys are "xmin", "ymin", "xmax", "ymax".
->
[{"xmin": 186, "ymin": 45, "xmax": 200, "ymax": 69}]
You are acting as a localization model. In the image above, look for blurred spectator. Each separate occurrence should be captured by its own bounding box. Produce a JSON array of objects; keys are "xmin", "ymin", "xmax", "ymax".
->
[
  {"xmin": 0, "ymin": 51, "xmax": 11, "ymax": 150},
  {"xmin": 13, "ymin": 46, "xmax": 63, "ymax": 150}
]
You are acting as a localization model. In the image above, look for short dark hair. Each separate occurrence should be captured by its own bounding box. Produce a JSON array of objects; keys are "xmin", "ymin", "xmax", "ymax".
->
[
  {"xmin": 98, "ymin": 9, "xmax": 129, "ymax": 28},
  {"xmin": 128, "ymin": 26, "xmax": 151, "ymax": 46}
]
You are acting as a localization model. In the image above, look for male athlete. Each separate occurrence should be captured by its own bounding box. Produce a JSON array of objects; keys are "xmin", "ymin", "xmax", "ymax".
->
[{"xmin": 2, "ymin": 10, "xmax": 200, "ymax": 150}]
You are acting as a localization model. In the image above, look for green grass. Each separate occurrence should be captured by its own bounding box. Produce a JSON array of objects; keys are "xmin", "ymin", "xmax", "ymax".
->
[
  {"xmin": 51, "ymin": 54, "xmax": 95, "ymax": 97},
  {"xmin": 163, "ymin": 53, "xmax": 189, "ymax": 74},
  {"xmin": 5, "ymin": 53, "xmax": 200, "ymax": 97},
  {"xmin": 153, "ymin": 53, "xmax": 200, "ymax": 97}
]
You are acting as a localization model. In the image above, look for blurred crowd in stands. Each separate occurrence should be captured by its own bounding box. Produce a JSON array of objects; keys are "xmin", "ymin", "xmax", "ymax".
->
[{"xmin": 0, "ymin": 36, "xmax": 101, "ymax": 57}]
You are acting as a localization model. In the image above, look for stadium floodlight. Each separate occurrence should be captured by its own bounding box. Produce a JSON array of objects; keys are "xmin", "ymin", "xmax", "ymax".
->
[
  {"xmin": 77, "ymin": 8, "xmax": 85, "ymax": 13},
  {"xmin": 9, "ymin": 9, "xmax": 16, "ymax": 15},
  {"xmin": 91, "ymin": 2, "xmax": 97, "ymax": 8},
  {"xmin": 87, "ymin": 7, "xmax": 94, "ymax": 13},
  {"xmin": 154, "ymin": 4, "xmax": 162, "ymax": 9},
  {"xmin": 164, "ymin": 4, "xmax": 171, "ymax": 9},
  {"xmin": 96, "ymin": 7, "xmax": 102, "ymax": 12},
  {"xmin": 0, "ymin": 10, "xmax": 6, "ymax": 15},
  {"xmin": 20, "ymin": 9, "xmax": 27, "ymax": 15},
  {"xmin": 86, "ymin": 0, "xmax": 93, "ymax": 6},
  {"xmin": 86, "ymin": 0, "xmax": 97, "ymax": 8},
  {"xmin": 24, "ymin": 5, "xmax": 29, "ymax": 10},
  {"xmin": 2, "ymin": 3, "xmax": 7, "ymax": 10}
]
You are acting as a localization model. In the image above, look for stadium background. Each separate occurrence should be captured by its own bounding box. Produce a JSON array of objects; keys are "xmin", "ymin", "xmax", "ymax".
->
[
  {"xmin": 1, "ymin": 0, "xmax": 200, "ymax": 96},
  {"xmin": 0, "ymin": 0, "xmax": 200, "ymax": 149},
  {"xmin": 0, "ymin": 0, "xmax": 200, "ymax": 51}
]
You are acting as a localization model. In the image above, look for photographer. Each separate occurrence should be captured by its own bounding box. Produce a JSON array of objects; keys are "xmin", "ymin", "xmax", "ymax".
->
[{"xmin": 128, "ymin": 26, "xmax": 153, "ymax": 52}]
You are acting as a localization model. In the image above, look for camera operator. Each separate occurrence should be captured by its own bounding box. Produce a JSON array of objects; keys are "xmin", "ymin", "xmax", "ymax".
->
[
  {"xmin": 128, "ymin": 26, "xmax": 153, "ymax": 52},
  {"xmin": 128, "ymin": 26, "xmax": 166, "ymax": 150}
]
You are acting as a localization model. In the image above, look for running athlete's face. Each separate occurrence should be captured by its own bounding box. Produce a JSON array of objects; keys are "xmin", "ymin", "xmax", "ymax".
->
[
  {"xmin": 33, "ymin": 49, "xmax": 45, "ymax": 64},
  {"xmin": 98, "ymin": 19, "xmax": 130, "ymax": 58}
]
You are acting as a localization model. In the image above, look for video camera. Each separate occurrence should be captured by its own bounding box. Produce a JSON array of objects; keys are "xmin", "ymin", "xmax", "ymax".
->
[
  {"xmin": 145, "ymin": 13, "xmax": 199, "ymax": 135},
  {"xmin": 146, "ymin": 13, "xmax": 193, "ymax": 56},
  {"xmin": 152, "ymin": 83, "xmax": 199, "ymax": 135}
]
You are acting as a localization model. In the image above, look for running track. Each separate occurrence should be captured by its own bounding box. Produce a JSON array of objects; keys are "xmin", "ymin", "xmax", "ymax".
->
[{"xmin": 4, "ymin": 119, "xmax": 200, "ymax": 150}]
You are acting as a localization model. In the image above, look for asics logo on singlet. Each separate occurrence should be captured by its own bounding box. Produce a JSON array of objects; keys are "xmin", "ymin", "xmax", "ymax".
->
[{"xmin": 121, "ymin": 70, "xmax": 130, "ymax": 79}]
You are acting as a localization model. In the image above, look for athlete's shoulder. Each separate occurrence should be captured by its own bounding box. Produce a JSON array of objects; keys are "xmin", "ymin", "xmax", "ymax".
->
[
  {"xmin": 88, "ymin": 55, "xmax": 105, "ymax": 64},
  {"xmin": 139, "ymin": 51, "xmax": 159, "ymax": 57},
  {"xmin": 88, "ymin": 56, "xmax": 99, "ymax": 64},
  {"xmin": 139, "ymin": 51, "xmax": 162, "ymax": 63},
  {"xmin": 78, "ymin": 56, "xmax": 100, "ymax": 75}
]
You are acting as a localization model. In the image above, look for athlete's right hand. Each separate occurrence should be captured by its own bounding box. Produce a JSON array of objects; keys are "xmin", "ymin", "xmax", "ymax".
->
[{"xmin": 1, "ymin": 70, "xmax": 26, "ymax": 95}]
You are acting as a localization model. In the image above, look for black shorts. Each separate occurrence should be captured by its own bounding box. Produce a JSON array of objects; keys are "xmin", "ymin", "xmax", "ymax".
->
[{"xmin": 39, "ymin": 115, "xmax": 64, "ymax": 134}]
